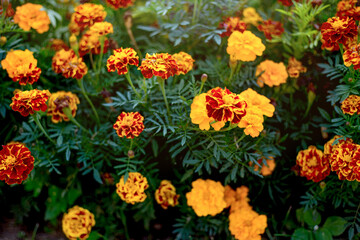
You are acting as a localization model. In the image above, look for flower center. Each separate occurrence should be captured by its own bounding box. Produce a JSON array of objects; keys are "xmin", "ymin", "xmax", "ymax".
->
[
  {"xmin": 343, "ymin": 154, "xmax": 352, "ymax": 162},
  {"xmin": 222, "ymin": 95, "xmax": 235, "ymax": 106},
  {"xmin": 331, "ymin": 21, "xmax": 345, "ymax": 30},
  {"xmin": 308, "ymin": 157, "xmax": 318, "ymax": 167},
  {"xmin": 5, "ymin": 154, "xmax": 17, "ymax": 166}
]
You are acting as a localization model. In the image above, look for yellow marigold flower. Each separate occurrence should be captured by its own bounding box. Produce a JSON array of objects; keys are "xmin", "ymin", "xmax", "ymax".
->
[
  {"xmin": 190, "ymin": 93, "xmax": 215, "ymax": 131},
  {"xmin": 72, "ymin": 3, "xmax": 106, "ymax": 31},
  {"xmin": 239, "ymin": 88, "xmax": 275, "ymax": 118},
  {"xmin": 341, "ymin": 95, "xmax": 360, "ymax": 115},
  {"xmin": 13, "ymin": 3, "xmax": 50, "ymax": 34},
  {"xmin": 62, "ymin": 205, "xmax": 95, "ymax": 240},
  {"xmin": 224, "ymin": 185, "xmax": 236, "ymax": 208},
  {"xmin": 0, "ymin": 143, "xmax": 34, "ymax": 185},
  {"xmin": 256, "ymin": 60, "xmax": 288, "ymax": 87},
  {"xmin": 186, "ymin": 179, "xmax": 227, "ymax": 217},
  {"xmin": 10, "ymin": 89, "xmax": 51, "ymax": 117},
  {"xmin": 106, "ymin": 0, "xmax": 136, "ymax": 9},
  {"xmin": 138, "ymin": 53, "xmax": 179, "ymax": 79},
  {"xmin": 47, "ymin": 91, "xmax": 80, "ymax": 123},
  {"xmin": 155, "ymin": 180, "xmax": 180, "ymax": 209},
  {"xmin": 287, "ymin": 57, "xmax": 307, "ymax": 78},
  {"xmin": 79, "ymin": 21, "xmax": 113, "ymax": 56},
  {"xmin": 229, "ymin": 186, "xmax": 252, "ymax": 213},
  {"xmin": 229, "ymin": 208, "xmax": 267, "ymax": 240},
  {"xmin": 242, "ymin": 7, "xmax": 263, "ymax": 26},
  {"xmin": 227, "ymin": 30, "xmax": 265, "ymax": 62},
  {"xmin": 172, "ymin": 52, "xmax": 195, "ymax": 75},
  {"xmin": 238, "ymin": 113, "xmax": 264, "ymax": 138},
  {"xmin": 251, "ymin": 156, "xmax": 276, "ymax": 176},
  {"xmin": 52, "ymin": 49, "xmax": 88, "ymax": 80},
  {"xmin": 116, "ymin": 172, "xmax": 149, "ymax": 204},
  {"xmin": 1, "ymin": 49, "xmax": 41, "ymax": 85},
  {"xmin": 113, "ymin": 112, "xmax": 145, "ymax": 139},
  {"xmin": 107, "ymin": 48, "xmax": 139, "ymax": 75}
]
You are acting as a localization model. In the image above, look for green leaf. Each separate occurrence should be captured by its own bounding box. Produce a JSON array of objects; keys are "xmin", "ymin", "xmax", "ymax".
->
[
  {"xmin": 314, "ymin": 228, "xmax": 333, "ymax": 240},
  {"xmin": 291, "ymin": 228, "xmax": 312, "ymax": 240},
  {"xmin": 323, "ymin": 216, "xmax": 347, "ymax": 236},
  {"xmin": 66, "ymin": 188, "xmax": 81, "ymax": 206},
  {"xmin": 296, "ymin": 208, "xmax": 305, "ymax": 224},
  {"xmin": 304, "ymin": 209, "xmax": 321, "ymax": 227},
  {"xmin": 87, "ymin": 231, "xmax": 102, "ymax": 240},
  {"xmin": 93, "ymin": 169, "xmax": 103, "ymax": 184}
]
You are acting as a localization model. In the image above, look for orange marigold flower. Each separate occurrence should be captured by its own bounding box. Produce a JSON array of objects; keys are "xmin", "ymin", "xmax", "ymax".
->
[
  {"xmin": 72, "ymin": 3, "xmax": 106, "ymax": 31},
  {"xmin": 155, "ymin": 180, "xmax": 180, "ymax": 209},
  {"xmin": 62, "ymin": 205, "xmax": 95, "ymax": 240},
  {"xmin": 116, "ymin": 172, "xmax": 149, "ymax": 204},
  {"xmin": 224, "ymin": 185, "xmax": 237, "ymax": 208},
  {"xmin": 0, "ymin": 143, "xmax": 34, "ymax": 185},
  {"xmin": 49, "ymin": 39, "xmax": 69, "ymax": 51},
  {"xmin": 1, "ymin": 50, "xmax": 41, "ymax": 86},
  {"xmin": 219, "ymin": 17, "xmax": 247, "ymax": 37},
  {"xmin": 227, "ymin": 30, "xmax": 265, "ymax": 62},
  {"xmin": 251, "ymin": 156, "xmax": 276, "ymax": 176},
  {"xmin": 258, "ymin": 20, "xmax": 284, "ymax": 40},
  {"xmin": 113, "ymin": 112, "xmax": 144, "ymax": 139},
  {"xmin": 13, "ymin": 3, "xmax": 50, "ymax": 34},
  {"xmin": 106, "ymin": 0, "xmax": 136, "ymax": 9},
  {"xmin": 190, "ymin": 93, "xmax": 213, "ymax": 131},
  {"xmin": 256, "ymin": 60, "xmax": 288, "ymax": 87},
  {"xmin": 107, "ymin": 47, "xmax": 139, "ymax": 75},
  {"xmin": 238, "ymin": 113, "xmax": 264, "ymax": 137},
  {"xmin": 186, "ymin": 179, "xmax": 227, "ymax": 217},
  {"xmin": 242, "ymin": 7, "xmax": 262, "ymax": 26},
  {"xmin": 329, "ymin": 142, "xmax": 360, "ymax": 181},
  {"xmin": 47, "ymin": 91, "xmax": 80, "ymax": 123},
  {"xmin": 321, "ymin": 16, "xmax": 357, "ymax": 46},
  {"xmin": 172, "ymin": 52, "xmax": 195, "ymax": 75},
  {"xmin": 229, "ymin": 186, "xmax": 252, "ymax": 213},
  {"xmin": 287, "ymin": 57, "xmax": 307, "ymax": 78},
  {"xmin": 343, "ymin": 44, "xmax": 360, "ymax": 70},
  {"xmin": 229, "ymin": 208, "xmax": 267, "ymax": 240},
  {"xmin": 336, "ymin": 0, "xmax": 360, "ymax": 20},
  {"xmin": 138, "ymin": 53, "xmax": 179, "ymax": 79},
  {"xmin": 296, "ymin": 146, "xmax": 331, "ymax": 182},
  {"xmin": 10, "ymin": 89, "xmax": 51, "ymax": 117},
  {"xmin": 52, "ymin": 49, "xmax": 88, "ymax": 80},
  {"xmin": 79, "ymin": 22, "xmax": 113, "ymax": 56},
  {"xmin": 239, "ymin": 88, "xmax": 275, "ymax": 118},
  {"xmin": 341, "ymin": 95, "xmax": 360, "ymax": 115}
]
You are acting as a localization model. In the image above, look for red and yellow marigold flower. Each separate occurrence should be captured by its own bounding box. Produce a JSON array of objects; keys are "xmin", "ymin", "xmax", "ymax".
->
[
  {"xmin": 49, "ymin": 39, "xmax": 69, "ymax": 51},
  {"xmin": 113, "ymin": 112, "xmax": 144, "ymax": 139},
  {"xmin": 155, "ymin": 180, "xmax": 180, "ymax": 209},
  {"xmin": 341, "ymin": 95, "xmax": 360, "ymax": 115},
  {"xmin": 320, "ymin": 16, "xmax": 357, "ymax": 46},
  {"xmin": 242, "ymin": 7, "xmax": 262, "ymax": 26},
  {"xmin": 219, "ymin": 17, "xmax": 247, "ymax": 37},
  {"xmin": 296, "ymin": 146, "xmax": 331, "ymax": 182},
  {"xmin": 10, "ymin": 89, "xmax": 51, "ymax": 117},
  {"xmin": 0, "ymin": 143, "xmax": 34, "ymax": 185},
  {"xmin": 79, "ymin": 22, "xmax": 113, "ymax": 56},
  {"xmin": 251, "ymin": 156, "xmax": 276, "ymax": 176},
  {"xmin": 52, "ymin": 49, "xmax": 88, "ymax": 80},
  {"xmin": 62, "ymin": 206, "xmax": 95, "ymax": 240},
  {"xmin": 106, "ymin": 0, "xmax": 136, "ymax": 9},
  {"xmin": 172, "ymin": 52, "xmax": 195, "ymax": 75},
  {"xmin": 324, "ymin": 136, "xmax": 353, "ymax": 157},
  {"xmin": 138, "ymin": 53, "xmax": 179, "ymax": 79},
  {"xmin": 72, "ymin": 3, "xmax": 106, "ymax": 31},
  {"xmin": 257, "ymin": 20, "xmax": 284, "ymax": 40},
  {"xmin": 336, "ymin": 0, "xmax": 360, "ymax": 20},
  {"xmin": 1, "ymin": 49, "xmax": 41, "ymax": 85},
  {"xmin": 287, "ymin": 57, "xmax": 307, "ymax": 78},
  {"xmin": 69, "ymin": 14, "xmax": 81, "ymax": 36},
  {"xmin": 116, "ymin": 172, "xmax": 149, "ymax": 204},
  {"xmin": 227, "ymin": 30, "xmax": 265, "ymax": 62},
  {"xmin": 13, "ymin": 3, "xmax": 51, "ymax": 34},
  {"xmin": 186, "ymin": 179, "xmax": 227, "ymax": 217},
  {"xmin": 47, "ymin": 91, "xmax": 80, "ymax": 123},
  {"xmin": 107, "ymin": 47, "xmax": 139, "ymax": 75},
  {"xmin": 343, "ymin": 44, "xmax": 360, "ymax": 70},
  {"xmin": 256, "ymin": 60, "xmax": 288, "ymax": 87}
]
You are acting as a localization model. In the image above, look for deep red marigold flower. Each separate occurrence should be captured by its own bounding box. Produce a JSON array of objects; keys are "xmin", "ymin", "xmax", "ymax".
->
[
  {"xmin": 155, "ymin": 180, "xmax": 180, "ymax": 209},
  {"xmin": 257, "ymin": 20, "xmax": 284, "ymax": 40},
  {"xmin": 138, "ymin": 53, "xmax": 178, "ymax": 79},
  {"xmin": 10, "ymin": 89, "xmax": 51, "ymax": 117},
  {"xmin": 0, "ymin": 143, "xmax": 34, "ymax": 185},
  {"xmin": 72, "ymin": 3, "xmax": 106, "ymax": 31},
  {"xmin": 320, "ymin": 16, "xmax": 357, "ymax": 46},
  {"xmin": 52, "ymin": 49, "xmax": 88, "ymax": 80},
  {"xmin": 113, "ymin": 112, "xmax": 144, "ymax": 139},
  {"xmin": 206, "ymin": 87, "xmax": 247, "ymax": 124},
  {"xmin": 172, "ymin": 52, "xmax": 195, "ymax": 75},
  {"xmin": 106, "ymin": 0, "xmax": 136, "ymax": 9},
  {"xmin": 341, "ymin": 95, "xmax": 360, "ymax": 115},
  {"xmin": 277, "ymin": 0, "xmax": 301, "ymax": 6},
  {"xmin": 296, "ymin": 146, "xmax": 331, "ymax": 182},
  {"xmin": 107, "ymin": 48, "xmax": 139, "ymax": 75},
  {"xmin": 219, "ymin": 17, "xmax": 247, "ymax": 38},
  {"xmin": 336, "ymin": 0, "xmax": 360, "ymax": 20},
  {"xmin": 343, "ymin": 44, "xmax": 360, "ymax": 70}
]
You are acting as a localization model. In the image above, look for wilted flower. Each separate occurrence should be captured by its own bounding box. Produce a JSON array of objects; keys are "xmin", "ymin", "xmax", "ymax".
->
[
  {"xmin": 10, "ymin": 89, "xmax": 51, "ymax": 117},
  {"xmin": 106, "ymin": 0, "xmax": 136, "ymax": 9},
  {"xmin": 52, "ymin": 49, "xmax": 88, "ymax": 80},
  {"xmin": 341, "ymin": 95, "xmax": 360, "ymax": 115},
  {"xmin": 62, "ymin": 206, "xmax": 95, "ymax": 240},
  {"xmin": 113, "ymin": 112, "xmax": 144, "ymax": 139},
  {"xmin": 287, "ymin": 57, "xmax": 307, "ymax": 78},
  {"xmin": 47, "ymin": 91, "xmax": 80, "ymax": 123},
  {"xmin": 172, "ymin": 52, "xmax": 195, "ymax": 75},
  {"xmin": 320, "ymin": 16, "xmax": 357, "ymax": 46},
  {"xmin": 242, "ymin": 7, "xmax": 262, "ymax": 26},
  {"xmin": 219, "ymin": 17, "xmax": 247, "ymax": 37},
  {"xmin": 257, "ymin": 20, "xmax": 284, "ymax": 40},
  {"xmin": 107, "ymin": 47, "xmax": 139, "ymax": 75},
  {"xmin": 256, "ymin": 60, "xmax": 288, "ymax": 87},
  {"xmin": 116, "ymin": 172, "xmax": 149, "ymax": 204},
  {"xmin": 72, "ymin": 3, "xmax": 106, "ymax": 31},
  {"xmin": 138, "ymin": 53, "xmax": 179, "ymax": 79},
  {"xmin": 155, "ymin": 180, "xmax": 180, "ymax": 209},
  {"xmin": 14, "ymin": 3, "xmax": 51, "ymax": 34}
]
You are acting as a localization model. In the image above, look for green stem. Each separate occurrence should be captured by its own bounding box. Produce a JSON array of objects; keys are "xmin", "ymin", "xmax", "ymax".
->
[
  {"xmin": 33, "ymin": 113, "xmax": 56, "ymax": 145},
  {"xmin": 119, "ymin": 205, "xmax": 130, "ymax": 240},
  {"xmin": 77, "ymin": 78, "xmax": 100, "ymax": 126},
  {"xmin": 125, "ymin": 70, "xmax": 141, "ymax": 99},
  {"xmin": 198, "ymin": 79, "xmax": 205, "ymax": 95},
  {"xmin": 192, "ymin": 0, "xmax": 198, "ymax": 24},
  {"xmin": 63, "ymin": 107, "xmax": 91, "ymax": 135},
  {"xmin": 97, "ymin": 36, "xmax": 105, "ymax": 83},
  {"xmin": 129, "ymin": 138, "xmax": 133, "ymax": 151},
  {"xmin": 235, "ymin": 132, "xmax": 246, "ymax": 145},
  {"xmin": 157, "ymin": 77, "xmax": 171, "ymax": 120},
  {"xmin": 89, "ymin": 52, "xmax": 96, "ymax": 70}
]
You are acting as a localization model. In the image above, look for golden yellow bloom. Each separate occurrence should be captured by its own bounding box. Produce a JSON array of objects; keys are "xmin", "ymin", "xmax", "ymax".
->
[
  {"xmin": 186, "ymin": 179, "xmax": 227, "ymax": 217},
  {"xmin": 72, "ymin": 3, "xmax": 106, "ymax": 31},
  {"xmin": 251, "ymin": 156, "xmax": 276, "ymax": 176},
  {"xmin": 155, "ymin": 180, "xmax": 180, "ymax": 209},
  {"xmin": 256, "ymin": 60, "xmax": 288, "ymax": 87},
  {"xmin": 238, "ymin": 113, "xmax": 264, "ymax": 137},
  {"xmin": 341, "ymin": 95, "xmax": 360, "ymax": 115},
  {"xmin": 79, "ymin": 22, "xmax": 113, "ymax": 56},
  {"xmin": 239, "ymin": 88, "xmax": 275, "ymax": 118},
  {"xmin": 62, "ymin": 205, "xmax": 95, "ymax": 240},
  {"xmin": 47, "ymin": 91, "xmax": 80, "ymax": 123},
  {"xmin": 224, "ymin": 185, "xmax": 237, "ymax": 208},
  {"xmin": 14, "ymin": 3, "xmax": 50, "ymax": 34},
  {"xmin": 190, "ymin": 93, "xmax": 213, "ymax": 130},
  {"xmin": 242, "ymin": 7, "xmax": 263, "ymax": 26},
  {"xmin": 227, "ymin": 30, "xmax": 265, "ymax": 62},
  {"xmin": 287, "ymin": 57, "xmax": 307, "ymax": 78},
  {"xmin": 172, "ymin": 52, "xmax": 195, "ymax": 75},
  {"xmin": 116, "ymin": 172, "xmax": 149, "ymax": 204},
  {"xmin": 52, "ymin": 49, "xmax": 88, "ymax": 80},
  {"xmin": 229, "ymin": 186, "xmax": 252, "ymax": 213}
]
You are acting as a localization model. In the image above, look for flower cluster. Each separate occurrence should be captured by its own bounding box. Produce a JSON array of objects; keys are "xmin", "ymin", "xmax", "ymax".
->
[
  {"xmin": 251, "ymin": 156, "xmax": 276, "ymax": 176},
  {"xmin": 47, "ymin": 91, "xmax": 80, "ymax": 123},
  {"xmin": 0, "ymin": 143, "xmax": 34, "ymax": 185},
  {"xmin": 242, "ymin": 7, "xmax": 262, "ymax": 26},
  {"xmin": 113, "ymin": 112, "xmax": 145, "ymax": 139},
  {"xmin": 14, "ymin": 3, "xmax": 51, "ymax": 34},
  {"xmin": 186, "ymin": 179, "xmax": 227, "ymax": 216},
  {"xmin": 287, "ymin": 57, "xmax": 307, "ymax": 78},
  {"xmin": 320, "ymin": 16, "xmax": 357, "ymax": 47},
  {"xmin": 155, "ymin": 180, "xmax": 180, "ymax": 209},
  {"xmin": 52, "ymin": 49, "xmax": 88, "ymax": 80},
  {"xmin": 79, "ymin": 22, "xmax": 113, "ymax": 56},
  {"xmin": 219, "ymin": 17, "xmax": 247, "ymax": 37},
  {"xmin": 106, "ymin": 0, "xmax": 136, "ymax": 9},
  {"xmin": 10, "ymin": 89, "xmax": 51, "ymax": 117},
  {"xmin": 138, "ymin": 53, "xmax": 179, "ymax": 79},
  {"xmin": 107, "ymin": 48, "xmax": 139, "ymax": 75},
  {"xmin": 336, "ymin": 0, "xmax": 360, "ymax": 20},
  {"xmin": 257, "ymin": 20, "xmax": 284, "ymax": 40},
  {"xmin": 343, "ymin": 44, "xmax": 360, "ymax": 70},
  {"xmin": 62, "ymin": 206, "xmax": 95, "ymax": 240},
  {"xmin": 172, "ymin": 52, "xmax": 195, "ymax": 75},
  {"xmin": 1, "ymin": 50, "xmax": 41, "ymax": 85},
  {"xmin": 341, "ymin": 95, "xmax": 360, "ymax": 115},
  {"xmin": 116, "ymin": 172, "xmax": 149, "ymax": 204},
  {"xmin": 72, "ymin": 3, "xmax": 106, "ymax": 31},
  {"xmin": 256, "ymin": 60, "xmax": 288, "ymax": 87},
  {"xmin": 225, "ymin": 185, "xmax": 252, "ymax": 212}
]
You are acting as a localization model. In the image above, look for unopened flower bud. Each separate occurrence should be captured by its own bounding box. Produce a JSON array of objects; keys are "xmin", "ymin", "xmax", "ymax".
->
[
  {"xmin": 128, "ymin": 150, "xmax": 135, "ymax": 159},
  {"xmin": 201, "ymin": 73, "xmax": 208, "ymax": 83},
  {"xmin": 69, "ymin": 34, "xmax": 78, "ymax": 53},
  {"xmin": 124, "ymin": 11, "xmax": 133, "ymax": 30},
  {"xmin": 0, "ymin": 36, "xmax": 6, "ymax": 46},
  {"xmin": 319, "ymin": 181, "xmax": 326, "ymax": 189}
]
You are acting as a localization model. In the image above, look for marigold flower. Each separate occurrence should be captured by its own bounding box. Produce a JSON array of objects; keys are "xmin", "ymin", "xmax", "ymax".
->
[
  {"xmin": 320, "ymin": 16, "xmax": 357, "ymax": 46},
  {"xmin": 69, "ymin": 14, "xmax": 81, "ymax": 36},
  {"xmin": 107, "ymin": 48, "xmax": 139, "ymax": 75},
  {"xmin": 13, "ymin": 3, "xmax": 50, "ymax": 34},
  {"xmin": 190, "ymin": 93, "xmax": 213, "ymax": 131},
  {"xmin": 256, "ymin": 60, "xmax": 288, "ymax": 87},
  {"xmin": 113, "ymin": 112, "xmax": 144, "ymax": 139},
  {"xmin": 343, "ymin": 44, "xmax": 360, "ymax": 70},
  {"xmin": 229, "ymin": 186, "xmax": 252, "ymax": 213},
  {"xmin": 224, "ymin": 185, "xmax": 237, "ymax": 208},
  {"xmin": 186, "ymin": 179, "xmax": 227, "ymax": 217},
  {"xmin": 106, "ymin": 0, "xmax": 136, "ymax": 9},
  {"xmin": 296, "ymin": 146, "xmax": 331, "ymax": 182},
  {"xmin": 251, "ymin": 156, "xmax": 276, "ymax": 176},
  {"xmin": 62, "ymin": 206, "xmax": 95, "ymax": 240},
  {"xmin": 219, "ymin": 17, "xmax": 247, "ymax": 38},
  {"xmin": 172, "ymin": 52, "xmax": 195, "ymax": 75},
  {"xmin": 324, "ymin": 135, "xmax": 353, "ymax": 161},
  {"xmin": 49, "ymin": 39, "xmax": 69, "ymax": 51},
  {"xmin": 242, "ymin": 7, "xmax": 262, "ymax": 26},
  {"xmin": 287, "ymin": 57, "xmax": 307, "ymax": 78},
  {"xmin": 10, "ymin": 89, "xmax": 51, "ymax": 117},
  {"xmin": 227, "ymin": 30, "xmax": 265, "ymax": 62},
  {"xmin": 277, "ymin": 0, "xmax": 301, "ymax": 6},
  {"xmin": 238, "ymin": 114, "xmax": 264, "ymax": 137},
  {"xmin": 321, "ymin": 35, "xmax": 340, "ymax": 51},
  {"xmin": 155, "ymin": 180, "xmax": 180, "ymax": 209},
  {"xmin": 47, "ymin": 91, "xmax": 80, "ymax": 123},
  {"xmin": 341, "ymin": 95, "xmax": 360, "ymax": 115},
  {"xmin": 336, "ymin": 0, "xmax": 360, "ymax": 20},
  {"xmin": 138, "ymin": 53, "xmax": 179, "ymax": 79},
  {"xmin": 1, "ymin": 50, "xmax": 41, "ymax": 86},
  {"xmin": 72, "ymin": 3, "xmax": 106, "ymax": 31},
  {"xmin": 79, "ymin": 22, "xmax": 113, "ymax": 56},
  {"xmin": 116, "ymin": 172, "xmax": 149, "ymax": 204},
  {"xmin": 52, "ymin": 49, "xmax": 88, "ymax": 80},
  {"xmin": 258, "ymin": 20, "xmax": 284, "ymax": 40},
  {"xmin": 0, "ymin": 143, "xmax": 34, "ymax": 185},
  {"xmin": 239, "ymin": 88, "xmax": 275, "ymax": 118}
]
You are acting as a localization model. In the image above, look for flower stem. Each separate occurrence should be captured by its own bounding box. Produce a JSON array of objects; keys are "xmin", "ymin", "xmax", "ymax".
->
[
  {"xmin": 157, "ymin": 77, "xmax": 171, "ymax": 120},
  {"xmin": 198, "ymin": 79, "xmax": 205, "ymax": 95},
  {"xmin": 97, "ymin": 36, "xmax": 105, "ymax": 83},
  {"xmin": 77, "ymin": 78, "xmax": 100, "ymax": 126},
  {"xmin": 125, "ymin": 70, "xmax": 141, "ymax": 99},
  {"xmin": 62, "ymin": 107, "xmax": 91, "ymax": 135},
  {"xmin": 129, "ymin": 138, "xmax": 133, "ymax": 151},
  {"xmin": 33, "ymin": 113, "xmax": 56, "ymax": 145}
]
